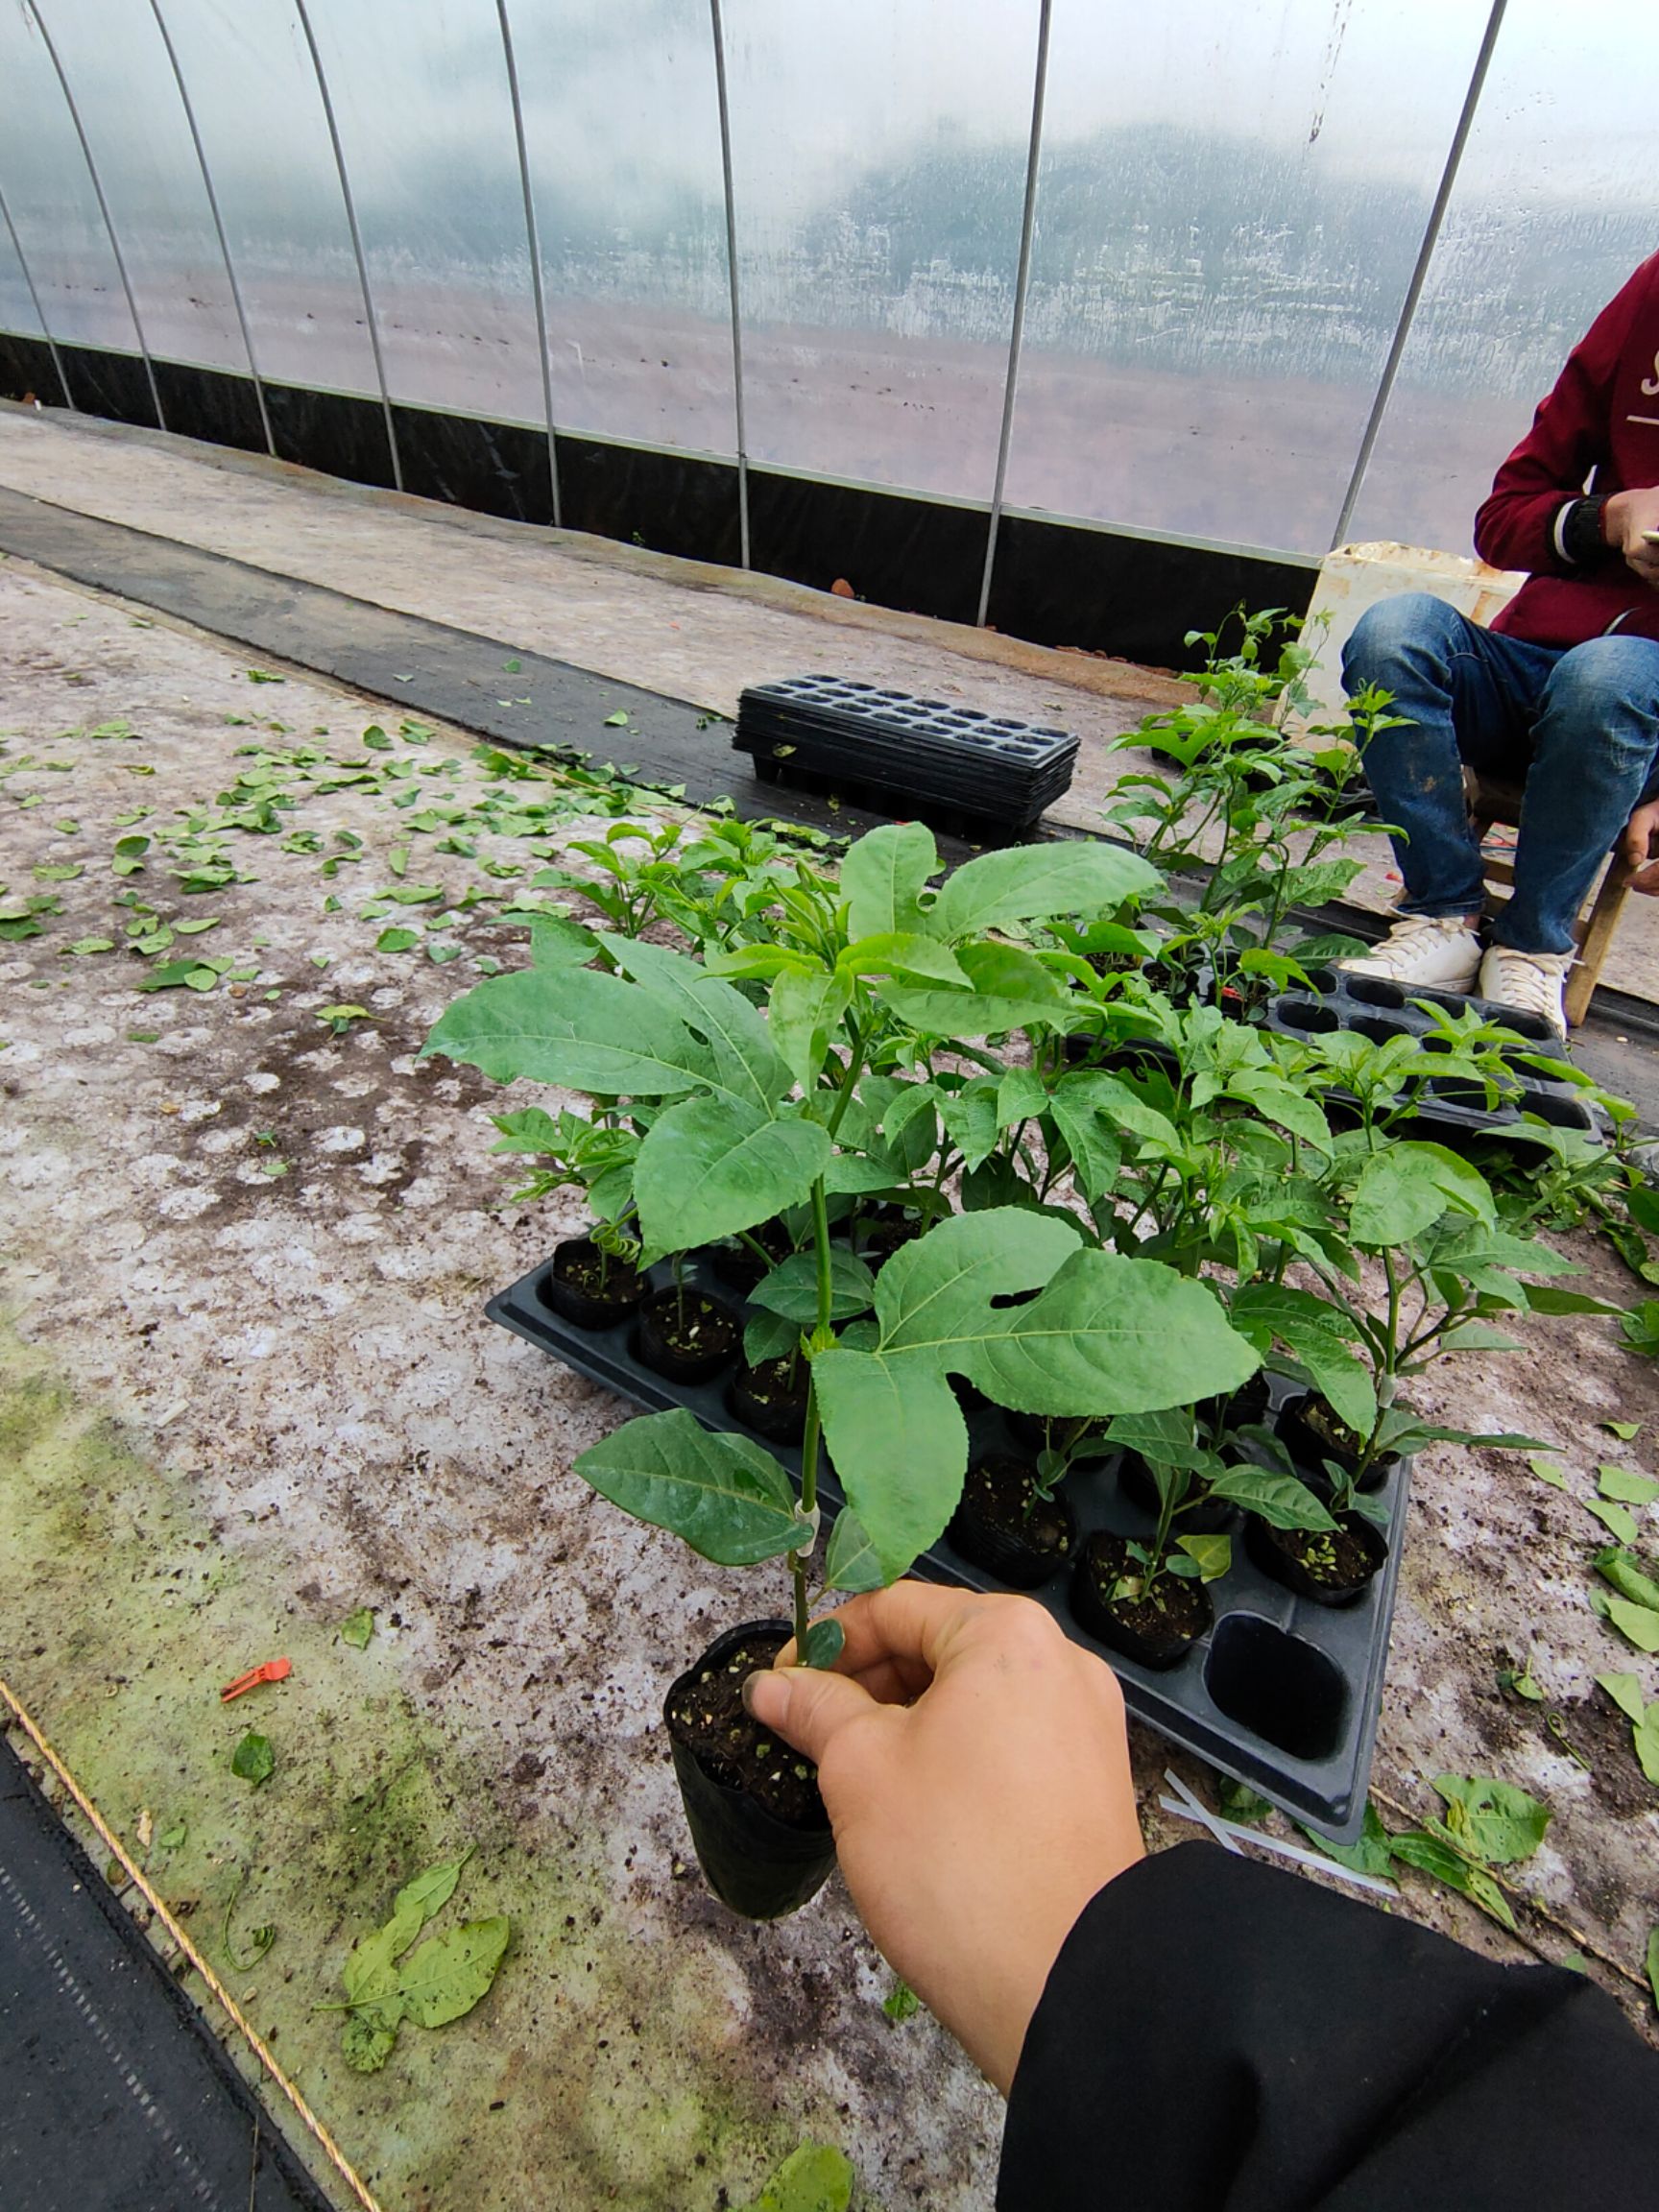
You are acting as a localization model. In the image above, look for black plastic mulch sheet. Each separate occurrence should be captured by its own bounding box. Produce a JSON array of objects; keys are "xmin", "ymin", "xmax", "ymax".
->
[{"xmin": 0, "ymin": 1729, "xmax": 332, "ymax": 2212}]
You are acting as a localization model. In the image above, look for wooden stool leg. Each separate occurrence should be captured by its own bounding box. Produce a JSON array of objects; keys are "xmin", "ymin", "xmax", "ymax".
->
[{"xmin": 1567, "ymin": 860, "xmax": 1634, "ymax": 1026}]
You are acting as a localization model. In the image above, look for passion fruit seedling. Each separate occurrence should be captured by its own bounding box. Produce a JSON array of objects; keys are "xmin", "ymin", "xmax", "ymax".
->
[{"xmin": 423, "ymin": 824, "xmax": 1262, "ymax": 1665}]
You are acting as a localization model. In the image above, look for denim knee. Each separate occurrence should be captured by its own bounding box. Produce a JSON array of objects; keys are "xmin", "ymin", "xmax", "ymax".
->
[
  {"xmin": 1538, "ymin": 636, "xmax": 1659, "ymax": 751},
  {"xmin": 1341, "ymin": 591, "xmax": 1467, "ymax": 696}
]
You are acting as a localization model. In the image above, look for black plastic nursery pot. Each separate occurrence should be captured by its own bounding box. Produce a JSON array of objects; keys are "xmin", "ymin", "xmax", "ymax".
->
[
  {"xmin": 488, "ymin": 1252, "xmax": 1413, "ymax": 1842},
  {"xmin": 946, "ymin": 1453, "xmax": 1079, "ymax": 1590},
  {"xmin": 663, "ymin": 1621, "xmax": 837, "ymax": 1921},
  {"xmin": 635, "ymin": 1287, "xmax": 743, "ymax": 1384},
  {"xmin": 1246, "ymin": 1512, "xmax": 1388, "ymax": 1609},
  {"xmin": 1070, "ymin": 1529, "xmax": 1214, "ymax": 1670},
  {"xmin": 1275, "ymin": 1393, "xmax": 1399, "ymax": 1496},
  {"xmin": 541, "ymin": 1237, "xmax": 648, "ymax": 1330}
]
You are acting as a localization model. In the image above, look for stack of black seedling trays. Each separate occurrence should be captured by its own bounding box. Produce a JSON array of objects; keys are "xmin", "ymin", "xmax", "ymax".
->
[
  {"xmin": 488, "ymin": 1247, "xmax": 1407, "ymax": 1841},
  {"xmin": 1265, "ymin": 967, "xmax": 1599, "ymax": 1155},
  {"xmin": 733, "ymin": 676, "xmax": 1078, "ymax": 835}
]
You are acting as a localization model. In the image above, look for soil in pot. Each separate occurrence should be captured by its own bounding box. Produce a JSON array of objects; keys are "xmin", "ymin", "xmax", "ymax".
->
[
  {"xmin": 709, "ymin": 1216, "xmax": 793, "ymax": 1294},
  {"xmin": 1197, "ymin": 1374, "xmax": 1271, "ymax": 1442},
  {"xmin": 1070, "ymin": 1530, "xmax": 1213, "ymax": 1670},
  {"xmin": 664, "ymin": 1622, "xmax": 835, "ymax": 1920},
  {"xmin": 947, "ymin": 1453, "xmax": 1078, "ymax": 1590},
  {"xmin": 1247, "ymin": 1512, "xmax": 1386, "ymax": 1608},
  {"xmin": 851, "ymin": 1202, "xmax": 926, "ymax": 1265},
  {"xmin": 1115, "ymin": 1453, "xmax": 1238, "ymax": 1535},
  {"xmin": 727, "ymin": 1354, "xmax": 809, "ymax": 1444},
  {"xmin": 635, "ymin": 1287, "xmax": 742, "ymax": 1384},
  {"xmin": 540, "ymin": 1237, "xmax": 648, "ymax": 1331},
  {"xmin": 1277, "ymin": 1392, "xmax": 1399, "ymax": 1494}
]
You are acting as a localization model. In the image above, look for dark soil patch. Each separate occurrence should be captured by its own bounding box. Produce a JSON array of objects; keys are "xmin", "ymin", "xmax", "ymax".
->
[{"xmin": 664, "ymin": 1629, "xmax": 823, "ymax": 1827}]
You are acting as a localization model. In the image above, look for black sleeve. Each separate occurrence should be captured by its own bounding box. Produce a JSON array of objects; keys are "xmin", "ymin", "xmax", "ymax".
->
[{"xmin": 998, "ymin": 1840, "xmax": 1659, "ymax": 2212}]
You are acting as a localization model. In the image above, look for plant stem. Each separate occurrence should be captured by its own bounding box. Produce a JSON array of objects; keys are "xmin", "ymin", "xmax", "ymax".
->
[
  {"xmin": 825, "ymin": 1020, "xmax": 865, "ymax": 1141},
  {"xmin": 790, "ymin": 1175, "xmax": 835, "ymax": 1656}
]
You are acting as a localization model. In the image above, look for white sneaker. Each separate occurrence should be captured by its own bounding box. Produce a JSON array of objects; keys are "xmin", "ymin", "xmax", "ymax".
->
[
  {"xmin": 1477, "ymin": 946, "xmax": 1573, "ymax": 1035},
  {"xmin": 1336, "ymin": 914, "xmax": 1483, "ymax": 992}
]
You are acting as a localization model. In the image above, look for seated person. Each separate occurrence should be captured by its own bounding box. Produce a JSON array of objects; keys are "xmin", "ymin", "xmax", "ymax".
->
[{"xmin": 1339, "ymin": 252, "xmax": 1659, "ymax": 1033}]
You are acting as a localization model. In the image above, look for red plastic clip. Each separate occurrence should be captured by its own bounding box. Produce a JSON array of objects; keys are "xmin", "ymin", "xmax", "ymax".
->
[{"xmin": 219, "ymin": 1657, "xmax": 292, "ymax": 1703}]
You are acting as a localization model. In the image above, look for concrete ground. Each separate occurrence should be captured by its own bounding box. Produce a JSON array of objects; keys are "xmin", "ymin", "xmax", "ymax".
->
[{"xmin": 1, "ymin": 447, "xmax": 1657, "ymax": 2210}]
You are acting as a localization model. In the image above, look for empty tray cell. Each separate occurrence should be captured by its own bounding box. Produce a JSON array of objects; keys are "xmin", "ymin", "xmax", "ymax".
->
[
  {"xmin": 1353, "ymin": 1015, "xmax": 1409, "ymax": 1046},
  {"xmin": 1342, "ymin": 974, "xmax": 1407, "ymax": 1011},
  {"xmin": 1522, "ymin": 1092, "xmax": 1597, "ymax": 1131},
  {"xmin": 1277, "ymin": 999, "xmax": 1342, "ymax": 1034},
  {"xmin": 1205, "ymin": 1615, "xmax": 1349, "ymax": 1762}
]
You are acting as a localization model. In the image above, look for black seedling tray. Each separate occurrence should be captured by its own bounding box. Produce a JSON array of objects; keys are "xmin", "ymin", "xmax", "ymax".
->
[
  {"xmin": 1266, "ymin": 967, "xmax": 1599, "ymax": 1154},
  {"xmin": 733, "ymin": 677, "xmax": 1078, "ymax": 834},
  {"xmin": 490, "ymin": 1249, "xmax": 1409, "ymax": 1840}
]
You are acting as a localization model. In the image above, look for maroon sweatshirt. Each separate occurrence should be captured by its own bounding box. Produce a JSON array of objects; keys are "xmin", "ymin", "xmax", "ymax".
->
[{"xmin": 1475, "ymin": 251, "xmax": 1659, "ymax": 646}]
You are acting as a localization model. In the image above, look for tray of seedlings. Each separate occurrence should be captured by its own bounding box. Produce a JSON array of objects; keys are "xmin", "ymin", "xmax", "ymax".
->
[
  {"xmin": 1265, "ymin": 967, "xmax": 1599, "ymax": 1154},
  {"xmin": 489, "ymin": 1222, "xmax": 1409, "ymax": 1841},
  {"xmin": 733, "ymin": 676, "xmax": 1078, "ymax": 837}
]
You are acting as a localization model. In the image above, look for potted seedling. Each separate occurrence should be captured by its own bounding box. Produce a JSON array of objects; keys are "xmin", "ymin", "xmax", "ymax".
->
[
  {"xmin": 946, "ymin": 1417, "xmax": 1107, "ymax": 1590},
  {"xmin": 1070, "ymin": 1407, "xmax": 1334, "ymax": 1663},
  {"xmin": 424, "ymin": 827, "xmax": 1256, "ymax": 1915}
]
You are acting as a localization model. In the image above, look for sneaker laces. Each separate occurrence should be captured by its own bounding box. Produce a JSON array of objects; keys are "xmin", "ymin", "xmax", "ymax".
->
[
  {"xmin": 1480, "ymin": 946, "xmax": 1572, "ymax": 1023},
  {"xmin": 1356, "ymin": 915, "xmax": 1478, "ymax": 978}
]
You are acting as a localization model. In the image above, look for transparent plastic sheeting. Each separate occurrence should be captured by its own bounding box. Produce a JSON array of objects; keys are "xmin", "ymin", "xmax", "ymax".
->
[
  {"xmin": 0, "ymin": 1, "xmax": 138, "ymax": 354},
  {"xmin": 106, "ymin": 0, "xmax": 383, "ymax": 399},
  {"xmin": 1345, "ymin": 0, "xmax": 1659, "ymax": 560},
  {"xmin": 719, "ymin": 0, "xmax": 1039, "ymax": 501},
  {"xmin": 6, "ymin": 0, "xmax": 249, "ymax": 376},
  {"xmin": 5, "ymin": 1, "xmax": 1659, "ymax": 566},
  {"xmin": 510, "ymin": 0, "xmax": 737, "ymax": 455},
  {"xmin": 999, "ymin": 0, "xmax": 1498, "ymax": 555},
  {"xmin": 298, "ymin": 0, "xmax": 541, "ymax": 421}
]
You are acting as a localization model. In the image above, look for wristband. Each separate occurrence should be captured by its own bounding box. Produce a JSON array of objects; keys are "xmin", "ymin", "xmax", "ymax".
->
[{"xmin": 1558, "ymin": 495, "xmax": 1610, "ymax": 565}]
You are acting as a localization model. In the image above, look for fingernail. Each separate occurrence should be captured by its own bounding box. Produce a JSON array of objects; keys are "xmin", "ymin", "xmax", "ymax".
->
[{"xmin": 739, "ymin": 1670, "xmax": 768, "ymax": 1718}]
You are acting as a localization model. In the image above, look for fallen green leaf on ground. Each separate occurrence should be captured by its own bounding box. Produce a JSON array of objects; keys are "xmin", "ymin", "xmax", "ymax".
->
[
  {"xmin": 333, "ymin": 1850, "xmax": 507, "ymax": 2074},
  {"xmin": 230, "ymin": 1731, "xmax": 275, "ymax": 1787},
  {"xmin": 733, "ymin": 2144, "xmax": 855, "ymax": 2212},
  {"xmin": 881, "ymin": 1978, "xmax": 920, "ymax": 2024},
  {"xmin": 340, "ymin": 1606, "xmax": 375, "ymax": 1649}
]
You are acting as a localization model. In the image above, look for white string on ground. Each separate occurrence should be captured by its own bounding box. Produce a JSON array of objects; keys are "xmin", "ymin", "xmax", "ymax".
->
[{"xmin": 1160, "ymin": 1768, "xmax": 1399, "ymax": 1900}]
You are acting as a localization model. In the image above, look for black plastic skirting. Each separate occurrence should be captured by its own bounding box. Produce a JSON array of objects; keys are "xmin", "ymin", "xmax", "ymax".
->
[
  {"xmin": 0, "ymin": 330, "xmax": 1314, "ymax": 668},
  {"xmin": 0, "ymin": 1730, "xmax": 332, "ymax": 2212}
]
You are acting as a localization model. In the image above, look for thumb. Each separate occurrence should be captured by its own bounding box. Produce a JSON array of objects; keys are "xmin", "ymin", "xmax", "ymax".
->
[{"xmin": 742, "ymin": 1662, "xmax": 878, "ymax": 1767}]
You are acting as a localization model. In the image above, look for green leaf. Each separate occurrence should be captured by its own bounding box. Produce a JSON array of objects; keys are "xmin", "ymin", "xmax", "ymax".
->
[
  {"xmin": 768, "ymin": 966, "xmax": 853, "ymax": 1093},
  {"xmin": 928, "ymin": 840, "xmax": 1157, "ymax": 941},
  {"xmin": 1304, "ymin": 1799, "xmax": 1396, "ymax": 1881},
  {"xmin": 574, "ymin": 1409, "xmax": 801, "ymax": 1566},
  {"xmin": 634, "ymin": 1098, "xmax": 829, "ymax": 1262},
  {"xmin": 230, "ymin": 1732, "xmax": 275, "ymax": 1786},
  {"xmin": 376, "ymin": 926, "xmax": 421, "ymax": 952},
  {"xmin": 733, "ymin": 2143, "xmax": 855, "ymax": 2212},
  {"xmin": 1597, "ymin": 1548, "xmax": 1659, "ymax": 1610},
  {"xmin": 823, "ymin": 1507, "xmax": 885, "ymax": 1594},
  {"xmin": 881, "ymin": 1979, "xmax": 922, "ymax": 2024},
  {"xmin": 342, "ymin": 2012, "xmax": 398, "ymax": 2072},
  {"xmin": 1046, "ymin": 1074, "xmax": 1125, "ymax": 1206},
  {"xmin": 1606, "ymin": 1597, "xmax": 1659, "ymax": 1653},
  {"xmin": 1528, "ymin": 1455, "xmax": 1569, "ymax": 1490},
  {"xmin": 1431, "ymin": 1773, "xmax": 1550, "ymax": 1864},
  {"xmin": 1350, "ymin": 1142, "xmax": 1495, "ymax": 1246},
  {"xmin": 802, "ymin": 1618, "xmax": 845, "ymax": 1671},
  {"xmin": 340, "ymin": 1607, "xmax": 374, "ymax": 1649},
  {"xmin": 1598, "ymin": 1464, "xmax": 1659, "ymax": 1505},
  {"xmin": 840, "ymin": 822, "xmax": 937, "ymax": 941},
  {"xmin": 1175, "ymin": 1531, "xmax": 1233, "ymax": 1582},
  {"xmin": 1522, "ymin": 1284, "xmax": 1626, "ymax": 1317},
  {"xmin": 1598, "ymin": 1671, "xmax": 1647, "ymax": 1724},
  {"xmin": 1636, "ymin": 1709, "xmax": 1659, "ymax": 1788},
  {"xmin": 1209, "ymin": 1464, "xmax": 1338, "ymax": 1531},
  {"xmin": 1386, "ymin": 1829, "xmax": 1516, "ymax": 1930},
  {"xmin": 393, "ymin": 1915, "xmax": 510, "ymax": 2029},
  {"xmin": 751, "ymin": 1250, "xmax": 876, "ymax": 1324},
  {"xmin": 1225, "ymin": 1071, "xmax": 1332, "ymax": 1151},
  {"xmin": 606, "ymin": 936, "xmax": 790, "ymax": 1109},
  {"xmin": 839, "ymin": 931, "xmax": 969, "ymax": 987},
  {"xmin": 1585, "ymin": 1498, "xmax": 1641, "ymax": 1547},
  {"xmin": 423, "ymin": 965, "xmax": 711, "ymax": 1095},
  {"xmin": 64, "ymin": 936, "xmax": 115, "ymax": 955},
  {"xmin": 1647, "ymin": 1925, "xmax": 1659, "ymax": 2014},
  {"xmin": 603, "ymin": 709, "xmax": 630, "ymax": 727},
  {"xmin": 965, "ymin": 1248, "xmax": 1261, "ymax": 1417},
  {"xmin": 874, "ymin": 941, "xmax": 1071, "ymax": 1039},
  {"xmin": 1601, "ymin": 1420, "xmax": 1643, "ymax": 1441}
]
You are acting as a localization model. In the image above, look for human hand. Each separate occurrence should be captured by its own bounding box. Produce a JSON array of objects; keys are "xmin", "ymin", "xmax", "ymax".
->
[
  {"xmin": 1620, "ymin": 795, "xmax": 1659, "ymax": 894},
  {"xmin": 744, "ymin": 1584, "xmax": 1143, "ymax": 2094},
  {"xmin": 1600, "ymin": 487, "xmax": 1659, "ymax": 587}
]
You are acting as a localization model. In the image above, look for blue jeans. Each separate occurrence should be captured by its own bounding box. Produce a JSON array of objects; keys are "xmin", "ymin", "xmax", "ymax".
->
[{"xmin": 1342, "ymin": 592, "xmax": 1659, "ymax": 955}]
